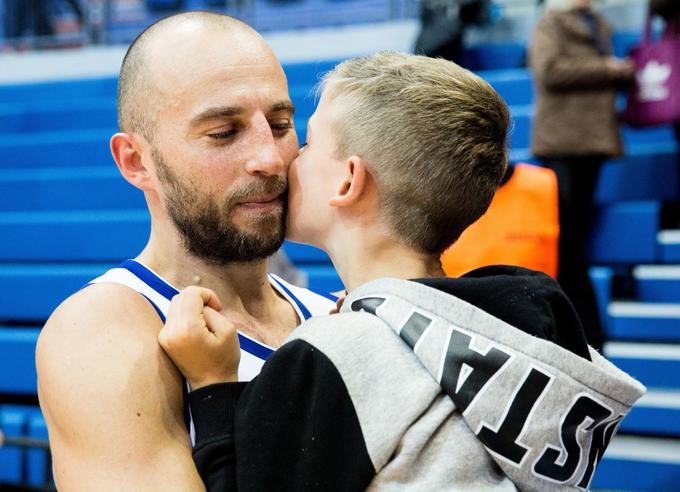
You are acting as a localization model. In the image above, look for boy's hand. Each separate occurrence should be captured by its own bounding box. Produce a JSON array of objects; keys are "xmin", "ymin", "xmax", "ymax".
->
[{"xmin": 158, "ymin": 286, "xmax": 240, "ymax": 389}]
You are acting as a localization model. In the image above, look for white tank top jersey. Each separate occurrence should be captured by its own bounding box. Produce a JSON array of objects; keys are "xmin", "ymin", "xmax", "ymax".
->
[{"xmin": 87, "ymin": 259, "xmax": 338, "ymax": 442}]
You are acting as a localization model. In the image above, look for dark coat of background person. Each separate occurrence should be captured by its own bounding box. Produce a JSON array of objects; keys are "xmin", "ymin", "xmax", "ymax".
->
[
  {"xmin": 528, "ymin": 7, "xmax": 632, "ymax": 351},
  {"xmin": 414, "ymin": 0, "xmax": 491, "ymax": 64},
  {"xmin": 530, "ymin": 9, "xmax": 625, "ymax": 158}
]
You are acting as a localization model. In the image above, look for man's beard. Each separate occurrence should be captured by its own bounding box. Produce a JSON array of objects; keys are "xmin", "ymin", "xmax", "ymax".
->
[{"xmin": 153, "ymin": 149, "xmax": 287, "ymax": 264}]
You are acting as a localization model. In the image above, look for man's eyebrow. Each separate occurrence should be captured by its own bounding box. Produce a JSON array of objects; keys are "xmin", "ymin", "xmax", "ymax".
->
[
  {"xmin": 190, "ymin": 102, "xmax": 294, "ymax": 126},
  {"xmin": 271, "ymin": 101, "xmax": 295, "ymax": 114},
  {"xmin": 190, "ymin": 106, "xmax": 245, "ymax": 125}
]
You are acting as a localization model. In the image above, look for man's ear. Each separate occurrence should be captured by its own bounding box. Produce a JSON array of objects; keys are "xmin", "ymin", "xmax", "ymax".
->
[
  {"xmin": 110, "ymin": 132, "xmax": 154, "ymax": 191},
  {"xmin": 329, "ymin": 155, "xmax": 368, "ymax": 208}
]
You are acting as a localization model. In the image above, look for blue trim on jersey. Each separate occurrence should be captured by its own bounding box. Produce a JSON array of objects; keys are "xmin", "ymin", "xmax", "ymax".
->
[
  {"xmin": 308, "ymin": 287, "xmax": 339, "ymax": 302},
  {"xmin": 141, "ymin": 293, "xmax": 166, "ymax": 322},
  {"xmin": 237, "ymin": 333, "xmax": 274, "ymax": 360},
  {"xmin": 269, "ymin": 275, "xmax": 312, "ymax": 320},
  {"xmin": 120, "ymin": 259, "xmax": 179, "ymax": 301},
  {"xmin": 121, "ymin": 260, "xmax": 274, "ymax": 360}
]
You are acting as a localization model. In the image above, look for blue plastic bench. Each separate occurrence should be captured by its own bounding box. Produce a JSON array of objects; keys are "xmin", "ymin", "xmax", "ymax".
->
[
  {"xmin": 0, "ymin": 329, "xmax": 39, "ymax": 395},
  {"xmin": 588, "ymin": 201, "xmax": 661, "ymax": 264},
  {"xmin": 0, "ymin": 264, "xmax": 115, "ymax": 321},
  {"xmin": 0, "ymin": 167, "xmax": 144, "ymax": 212},
  {"xmin": 607, "ymin": 302, "xmax": 680, "ymax": 342}
]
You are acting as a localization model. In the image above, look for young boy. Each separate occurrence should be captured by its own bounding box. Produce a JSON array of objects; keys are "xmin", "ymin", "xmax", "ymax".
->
[{"xmin": 159, "ymin": 52, "xmax": 644, "ymax": 491}]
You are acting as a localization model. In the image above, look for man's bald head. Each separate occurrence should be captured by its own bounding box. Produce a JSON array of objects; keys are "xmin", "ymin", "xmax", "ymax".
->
[{"xmin": 117, "ymin": 11, "xmax": 273, "ymax": 141}]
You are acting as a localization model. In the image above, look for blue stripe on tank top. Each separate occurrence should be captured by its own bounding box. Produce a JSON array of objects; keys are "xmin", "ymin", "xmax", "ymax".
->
[
  {"xmin": 308, "ymin": 287, "xmax": 338, "ymax": 302},
  {"xmin": 141, "ymin": 293, "xmax": 166, "ymax": 322},
  {"xmin": 121, "ymin": 259, "xmax": 179, "ymax": 301},
  {"xmin": 122, "ymin": 259, "xmax": 274, "ymax": 360},
  {"xmin": 238, "ymin": 333, "xmax": 274, "ymax": 360},
  {"xmin": 269, "ymin": 275, "xmax": 312, "ymax": 320}
]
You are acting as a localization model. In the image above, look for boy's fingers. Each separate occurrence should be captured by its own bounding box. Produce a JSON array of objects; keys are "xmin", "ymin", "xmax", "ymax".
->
[
  {"xmin": 181, "ymin": 286, "xmax": 223, "ymax": 312},
  {"xmin": 197, "ymin": 288, "xmax": 223, "ymax": 312},
  {"xmin": 167, "ymin": 287, "xmax": 223, "ymax": 327},
  {"xmin": 203, "ymin": 307, "xmax": 236, "ymax": 339}
]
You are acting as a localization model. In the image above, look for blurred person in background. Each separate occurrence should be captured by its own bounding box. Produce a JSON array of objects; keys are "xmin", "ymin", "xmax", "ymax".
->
[
  {"xmin": 414, "ymin": 0, "xmax": 492, "ymax": 64},
  {"xmin": 529, "ymin": 0, "xmax": 635, "ymax": 350},
  {"xmin": 2, "ymin": 0, "xmax": 83, "ymax": 49},
  {"xmin": 3, "ymin": 0, "xmax": 53, "ymax": 48},
  {"xmin": 650, "ymin": 0, "xmax": 680, "ymax": 200},
  {"xmin": 440, "ymin": 162, "xmax": 560, "ymax": 279}
]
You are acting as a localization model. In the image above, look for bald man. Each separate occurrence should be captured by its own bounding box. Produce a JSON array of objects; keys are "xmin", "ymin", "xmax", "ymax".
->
[{"xmin": 36, "ymin": 12, "xmax": 335, "ymax": 490}]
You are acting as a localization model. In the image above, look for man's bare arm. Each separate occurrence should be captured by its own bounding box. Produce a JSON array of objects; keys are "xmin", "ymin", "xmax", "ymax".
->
[{"xmin": 36, "ymin": 283, "xmax": 206, "ymax": 491}]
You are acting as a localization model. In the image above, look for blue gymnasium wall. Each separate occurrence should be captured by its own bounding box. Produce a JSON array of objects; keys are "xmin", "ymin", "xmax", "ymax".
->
[{"xmin": 1, "ymin": 22, "xmax": 680, "ymax": 491}]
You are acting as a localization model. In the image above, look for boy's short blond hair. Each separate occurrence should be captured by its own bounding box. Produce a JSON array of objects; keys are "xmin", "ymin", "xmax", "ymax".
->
[{"xmin": 322, "ymin": 52, "xmax": 510, "ymax": 255}]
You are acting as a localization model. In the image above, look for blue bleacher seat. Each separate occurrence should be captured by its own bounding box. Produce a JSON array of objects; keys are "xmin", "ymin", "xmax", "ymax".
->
[
  {"xmin": 589, "ymin": 266, "xmax": 613, "ymax": 334},
  {"xmin": 0, "ymin": 329, "xmax": 39, "ymax": 394},
  {"xmin": 634, "ymin": 266, "xmax": 680, "ymax": 304},
  {"xmin": 0, "ymin": 129, "xmax": 113, "ymax": 169},
  {"xmin": 146, "ymin": 0, "xmax": 185, "ymax": 11},
  {"xmin": 508, "ymin": 106, "xmax": 532, "ymax": 150},
  {"xmin": 284, "ymin": 60, "xmax": 340, "ymax": 87},
  {"xmin": 658, "ymin": 230, "xmax": 680, "ymax": 263},
  {"xmin": 595, "ymin": 150, "xmax": 679, "ymax": 205},
  {"xmin": 0, "ymin": 167, "xmax": 144, "ymax": 212},
  {"xmin": 283, "ymin": 241, "xmax": 332, "ymax": 264},
  {"xmin": 621, "ymin": 395, "xmax": 680, "ymax": 436},
  {"xmin": 0, "ymin": 264, "xmax": 114, "ymax": 321},
  {"xmin": 593, "ymin": 436, "xmax": 680, "ymax": 492},
  {"xmin": 0, "ymin": 210, "xmax": 149, "ymax": 262},
  {"xmin": 0, "ymin": 407, "xmax": 28, "ymax": 484},
  {"xmin": 612, "ymin": 31, "xmax": 641, "ymax": 59},
  {"xmin": 589, "ymin": 201, "xmax": 661, "ymax": 264},
  {"xmin": 27, "ymin": 410, "xmax": 51, "ymax": 488},
  {"xmin": 459, "ymin": 42, "xmax": 526, "ymax": 71},
  {"xmin": 623, "ymin": 124, "xmax": 678, "ymax": 146},
  {"xmin": 605, "ymin": 342, "xmax": 680, "ymax": 390},
  {"xmin": 0, "ymin": 78, "xmax": 117, "ymax": 104},
  {"xmin": 298, "ymin": 265, "xmax": 343, "ymax": 292},
  {"xmin": 479, "ymin": 68, "xmax": 533, "ymax": 106},
  {"xmin": 607, "ymin": 302, "xmax": 680, "ymax": 342},
  {"xmin": 0, "ymin": 99, "xmax": 116, "ymax": 133}
]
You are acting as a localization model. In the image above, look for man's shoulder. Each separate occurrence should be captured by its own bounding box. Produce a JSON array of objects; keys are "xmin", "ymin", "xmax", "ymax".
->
[
  {"xmin": 42, "ymin": 282, "xmax": 162, "ymax": 339},
  {"xmin": 38, "ymin": 282, "xmax": 165, "ymax": 369},
  {"xmin": 37, "ymin": 282, "xmax": 183, "ymax": 427}
]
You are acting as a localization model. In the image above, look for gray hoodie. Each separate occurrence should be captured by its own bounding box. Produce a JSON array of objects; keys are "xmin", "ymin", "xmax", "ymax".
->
[{"xmin": 189, "ymin": 268, "xmax": 645, "ymax": 491}]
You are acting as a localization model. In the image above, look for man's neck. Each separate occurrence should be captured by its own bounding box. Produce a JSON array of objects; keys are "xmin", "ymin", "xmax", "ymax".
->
[{"xmin": 137, "ymin": 229, "xmax": 300, "ymax": 346}]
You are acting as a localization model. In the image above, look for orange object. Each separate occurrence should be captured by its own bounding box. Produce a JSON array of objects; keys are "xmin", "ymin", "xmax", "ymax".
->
[{"xmin": 441, "ymin": 163, "xmax": 559, "ymax": 278}]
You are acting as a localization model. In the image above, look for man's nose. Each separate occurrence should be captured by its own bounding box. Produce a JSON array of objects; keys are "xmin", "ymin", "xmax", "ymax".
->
[{"xmin": 244, "ymin": 117, "xmax": 287, "ymax": 176}]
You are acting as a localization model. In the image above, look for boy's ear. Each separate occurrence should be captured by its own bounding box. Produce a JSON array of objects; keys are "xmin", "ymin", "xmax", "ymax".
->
[
  {"xmin": 329, "ymin": 155, "xmax": 368, "ymax": 208},
  {"xmin": 110, "ymin": 132, "xmax": 154, "ymax": 191}
]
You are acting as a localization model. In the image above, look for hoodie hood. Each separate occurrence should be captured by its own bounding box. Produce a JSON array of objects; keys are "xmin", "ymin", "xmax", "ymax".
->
[{"xmin": 341, "ymin": 269, "xmax": 645, "ymax": 491}]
